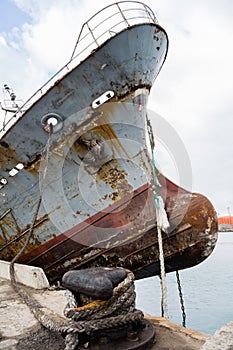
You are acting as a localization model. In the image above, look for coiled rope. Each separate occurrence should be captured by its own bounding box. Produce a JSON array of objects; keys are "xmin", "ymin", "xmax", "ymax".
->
[{"xmin": 63, "ymin": 270, "xmax": 144, "ymax": 349}]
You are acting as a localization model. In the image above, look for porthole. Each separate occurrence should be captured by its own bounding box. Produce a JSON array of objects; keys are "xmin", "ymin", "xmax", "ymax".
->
[{"xmin": 41, "ymin": 113, "xmax": 64, "ymax": 133}]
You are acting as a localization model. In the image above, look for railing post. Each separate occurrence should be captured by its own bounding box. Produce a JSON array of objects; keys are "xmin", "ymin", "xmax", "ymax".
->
[
  {"xmin": 116, "ymin": 3, "xmax": 130, "ymax": 27},
  {"xmin": 86, "ymin": 22, "xmax": 99, "ymax": 47},
  {"xmin": 143, "ymin": 4, "xmax": 156, "ymax": 24}
]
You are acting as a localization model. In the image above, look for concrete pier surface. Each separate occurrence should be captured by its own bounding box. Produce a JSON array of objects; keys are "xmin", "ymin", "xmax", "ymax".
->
[{"xmin": 0, "ymin": 276, "xmax": 213, "ymax": 350}]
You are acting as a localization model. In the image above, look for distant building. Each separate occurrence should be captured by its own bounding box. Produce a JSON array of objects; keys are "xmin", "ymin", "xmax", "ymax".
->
[{"xmin": 218, "ymin": 216, "xmax": 233, "ymax": 232}]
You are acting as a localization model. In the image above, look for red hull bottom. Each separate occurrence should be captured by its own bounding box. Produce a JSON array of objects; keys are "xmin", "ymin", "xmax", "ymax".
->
[{"xmin": 16, "ymin": 174, "xmax": 218, "ymax": 283}]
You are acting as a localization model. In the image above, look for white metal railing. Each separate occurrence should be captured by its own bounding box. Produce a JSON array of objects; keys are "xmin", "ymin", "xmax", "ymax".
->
[{"xmin": 0, "ymin": 1, "xmax": 157, "ymax": 138}]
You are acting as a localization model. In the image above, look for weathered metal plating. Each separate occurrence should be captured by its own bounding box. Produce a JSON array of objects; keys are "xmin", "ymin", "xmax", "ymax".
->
[{"xmin": 0, "ymin": 2, "xmax": 218, "ymax": 283}]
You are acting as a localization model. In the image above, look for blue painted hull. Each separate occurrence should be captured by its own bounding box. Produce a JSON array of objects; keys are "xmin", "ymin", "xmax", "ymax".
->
[{"xmin": 0, "ymin": 2, "xmax": 217, "ymax": 282}]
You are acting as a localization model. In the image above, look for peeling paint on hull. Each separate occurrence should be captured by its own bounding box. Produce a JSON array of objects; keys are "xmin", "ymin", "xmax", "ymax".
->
[{"xmin": 0, "ymin": 2, "xmax": 218, "ymax": 283}]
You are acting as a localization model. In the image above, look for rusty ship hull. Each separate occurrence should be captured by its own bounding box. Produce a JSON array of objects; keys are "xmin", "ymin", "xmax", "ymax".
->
[{"xmin": 0, "ymin": 2, "xmax": 217, "ymax": 283}]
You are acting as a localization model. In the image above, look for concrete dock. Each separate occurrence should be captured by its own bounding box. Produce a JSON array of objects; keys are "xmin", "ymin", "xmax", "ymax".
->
[
  {"xmin": 0, "ymin": 276, "xmax": 212, "ymax": 350},
  {"xmin": 0, "ymin": 261, "xmax": 232, "ymax": 350}
]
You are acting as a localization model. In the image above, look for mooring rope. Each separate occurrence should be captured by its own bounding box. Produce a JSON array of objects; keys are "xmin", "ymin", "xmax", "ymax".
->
[
  {"xmin": 10, "ymin": 124, "xmax": 53, "ymax": 284},
  {"xmin": 157, "ymin": 226, "xmax": 168, "ymax": 319},
  {"xmin": 8, "ymin": 126, "xmax": 143, "ymax": 349},
  {"xmin": 9, "ymin": 123, "xmax": 52, "ymax": 282},
  {"xmin": 13, "ymin": 268, "xmax": 142, "ymax": 349},
  {"xmin": 146, "ymin": 115, "xmax": 170, "ymax": 319},
  {"xmin": 63, "ymin": 270, "xmax": 143, "ymax": 348},
  {"xmin": 146, "ymin": 114, "xmax": 188, "ymax": 326},
  {"xmin": 176, "ymin": 270, "xmax": 186, "ymax": 327}
]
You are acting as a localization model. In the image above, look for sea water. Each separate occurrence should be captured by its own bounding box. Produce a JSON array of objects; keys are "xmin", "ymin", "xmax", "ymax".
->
[{"xmin": 135, "ymin": 232, "xmax": 233, "ymax": 335}]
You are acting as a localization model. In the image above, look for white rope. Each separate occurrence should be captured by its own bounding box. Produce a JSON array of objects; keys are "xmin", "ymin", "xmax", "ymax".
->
[
  {"xmin": 146, "ymin": 115, "xmax": 170, "ymax": 319},
  {"xmin": 155, "ymin": 195, "xmax": 170, "ymax": 319},
  {"xmin": 157, "ymin": 226, "xmax": 168, "ymax": 319},
  {"xmin": 156, "ymin": 196, "xmax": 170, "ymax": 233}
]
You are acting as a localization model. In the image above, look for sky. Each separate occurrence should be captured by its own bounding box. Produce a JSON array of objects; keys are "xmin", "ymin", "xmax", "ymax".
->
[{"xmin": 0, "ymin": 0, "xmax": 232, "ymax": 216}]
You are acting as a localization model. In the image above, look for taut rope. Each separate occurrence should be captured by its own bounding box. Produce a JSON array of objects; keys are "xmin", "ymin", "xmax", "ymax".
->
[
  {"xmin": 146, "ymin": 114, "xmax": 170, "ymax": 319},
  {"xmin": 146, "ymin": 114, "xmax": 187, "ymax": 326},
  {"xmin": 176, "ymin": 270, "xmax": 186, "ymax": 327},
  {"xmin": 8, "ymin": 131, "xmax": 143, "ymax": 349},
  {"xmin": 9, "ymin": 124, "xmax": 53, "ymax": 284}
]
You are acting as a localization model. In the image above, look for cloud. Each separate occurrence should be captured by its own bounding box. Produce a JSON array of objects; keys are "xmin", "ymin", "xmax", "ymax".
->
[
  {"xmin": 0, "ymin": 36, "xmax": 7, "ymax": 46},
  {"xmin": 145, "ymin": 0, "xmax": 233, "ymax": 215},
  {"xmin": 5, "ymin": 0, "xmax": 123, "ymax": 95}
]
